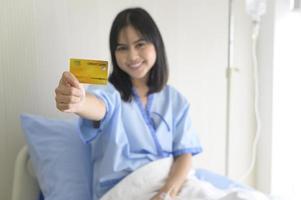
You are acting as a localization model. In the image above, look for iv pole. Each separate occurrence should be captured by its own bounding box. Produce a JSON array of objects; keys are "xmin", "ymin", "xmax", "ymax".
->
[
  {"xmin": 225, "ymin": 0, "xmax": 266, "ymax": 179},
  {"xmin": 225, "ymin": 0, "xmax": 235, "ymax": 177}
]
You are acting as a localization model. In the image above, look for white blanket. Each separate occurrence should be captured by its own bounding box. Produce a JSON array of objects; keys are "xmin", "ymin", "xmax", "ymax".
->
[{"xmin": 101, "ymin": 158, "xmax": 269, "ymax": 200}]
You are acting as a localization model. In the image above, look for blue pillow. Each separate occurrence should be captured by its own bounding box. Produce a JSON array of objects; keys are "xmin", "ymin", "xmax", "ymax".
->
[
  {"xmin": 195, "ymin": 168, "xmax": 246, "ymax": 190},
  {"xmin": 20, "ymin": 114, "xmax": 92, "ymax": 200}
]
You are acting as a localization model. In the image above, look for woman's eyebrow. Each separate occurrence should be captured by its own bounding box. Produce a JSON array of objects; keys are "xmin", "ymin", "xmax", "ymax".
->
[
  {"xmin": 133, "ymin": 39, "xmax": 146, "ymax": 43},
  {"xmin": 117, "ymin": 39, "xmax": 146, "ymax": 46}
]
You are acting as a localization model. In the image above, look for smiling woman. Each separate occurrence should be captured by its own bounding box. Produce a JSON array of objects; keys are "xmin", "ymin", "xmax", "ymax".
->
[{"xmin": 54, "ymin": 7, "xmax": 203, "ymax": 200}]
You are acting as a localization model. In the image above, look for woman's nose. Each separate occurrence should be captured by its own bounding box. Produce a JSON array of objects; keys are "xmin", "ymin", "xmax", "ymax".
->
[{"xmin": 128, "ymin": 47, "xmax": 139, "ymax": 61}]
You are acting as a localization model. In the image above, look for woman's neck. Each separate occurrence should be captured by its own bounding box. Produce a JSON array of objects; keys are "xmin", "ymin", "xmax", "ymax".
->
[
  {"xmin": 132, "ymin": 79, "xmax": 148, "ymax": 98},
  {"xmin": 132, "ymin": 79, "xmax": 149, "ymax": 108}
]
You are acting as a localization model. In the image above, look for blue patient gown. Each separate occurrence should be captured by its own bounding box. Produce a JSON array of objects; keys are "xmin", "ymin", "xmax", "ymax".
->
[{"xmin": 78, "ymin": 83, "xmax": 202, "ymax": 200}]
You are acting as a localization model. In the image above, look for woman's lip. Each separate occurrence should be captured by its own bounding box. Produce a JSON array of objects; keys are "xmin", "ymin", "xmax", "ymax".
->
[{"xmin": 128, "ymin": 61, "xmax": 143, "ymax": 68}]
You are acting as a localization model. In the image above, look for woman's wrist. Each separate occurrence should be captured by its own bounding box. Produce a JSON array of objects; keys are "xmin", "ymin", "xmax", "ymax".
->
[{"xmin": 160, "ymin": 182, "xmax": 181, "ymax": 197}]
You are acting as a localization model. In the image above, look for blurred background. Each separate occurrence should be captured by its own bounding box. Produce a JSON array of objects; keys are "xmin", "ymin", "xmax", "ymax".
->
[{"xmin": 1, "ymin": 0, "xmax": 300, "ymax": 199}]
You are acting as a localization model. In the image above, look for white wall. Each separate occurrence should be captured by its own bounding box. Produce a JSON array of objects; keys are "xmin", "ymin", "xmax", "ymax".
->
[
  {"xmin": 0, "ymin": 0, "xmax": 257, "ymax": 199},
  {"xmin": 270, "ymin": 0, "xmax": 301, "ymax": 198},
  {"xmin": 256, "ymin": 1, "xmax": 301, "ymax": 197}
]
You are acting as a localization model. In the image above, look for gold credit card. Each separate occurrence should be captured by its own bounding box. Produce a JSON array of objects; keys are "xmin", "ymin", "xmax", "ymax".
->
[{"xmin": 69, "ymin": 58, "xmax": 108, "ymax": 85}]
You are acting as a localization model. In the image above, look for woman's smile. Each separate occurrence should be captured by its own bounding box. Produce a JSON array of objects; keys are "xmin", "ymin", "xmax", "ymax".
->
[{"xmin": 127, "ymin": 61, "xmax": 144, "ymax": 69}]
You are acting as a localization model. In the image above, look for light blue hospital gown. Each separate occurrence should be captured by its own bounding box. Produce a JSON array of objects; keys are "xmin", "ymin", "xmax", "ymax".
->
[{"xmin": 78, "ymin": 83, "xmax": 202, "ymax": 200}]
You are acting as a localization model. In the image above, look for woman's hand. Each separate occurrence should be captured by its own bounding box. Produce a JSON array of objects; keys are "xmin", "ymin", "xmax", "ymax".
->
[
  {"xmin": 55, "ymin": 71, "xmax": 85, "ymax": 113},
  {"xmin": 151, "ymin": 192, "xmax": 169, "ymax": 200},
  {"xmin": 151, "ymin": 154, "xmax": 192, "ymax": 200},
  {"xmin": 150, "ymin": 185, "xmax": 179, "ymax": 200}
]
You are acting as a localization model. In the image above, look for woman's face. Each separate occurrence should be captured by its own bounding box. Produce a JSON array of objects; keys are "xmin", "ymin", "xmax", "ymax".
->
[{"xmin": 115, "ymin": 25, "xmax": 157, "ymax": 83}]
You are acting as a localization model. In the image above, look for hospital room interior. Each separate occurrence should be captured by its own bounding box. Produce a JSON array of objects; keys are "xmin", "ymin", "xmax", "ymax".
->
[{"xmin": 0, "ymin": 0, "xmax": 300, "ymax": 199}]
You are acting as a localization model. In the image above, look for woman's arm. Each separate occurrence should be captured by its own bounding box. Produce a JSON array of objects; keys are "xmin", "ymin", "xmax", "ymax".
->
[
  {"xmin": 151, "ymin": 153, "xmax": 192, "ymax": 199},
  {"xmin": 55, "ymin": 71, "xmax": 106, "ymax": 121},
  {"xmin": 75, "ymin": 92, "xmax": 106, "ymax": 121}
]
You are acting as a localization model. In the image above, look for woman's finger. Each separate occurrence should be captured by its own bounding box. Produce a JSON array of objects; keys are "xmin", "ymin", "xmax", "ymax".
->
[
  {"xmin": 63, "ymin": 71, "xmax": 81, "ymax": 89},
  {"xmin": 55, "ymin": 94, "xmax": 81, "ymax": 104},
  {"xmin": 55, "ymin": 85, "xmax": 82, "ymax": 97},
  {"xmin": 56, "ymin": 102, "xmax": 79, "ymax": 112}
]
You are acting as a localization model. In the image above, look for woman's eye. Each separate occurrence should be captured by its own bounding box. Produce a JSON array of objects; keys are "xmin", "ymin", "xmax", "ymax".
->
[
  {"xmin": 136, "ymin": 42, "xmax": 146, "ymax": 48},
  {"xmin": 116, "ymin": 46, "xmax": 127, "ymax": 51}
]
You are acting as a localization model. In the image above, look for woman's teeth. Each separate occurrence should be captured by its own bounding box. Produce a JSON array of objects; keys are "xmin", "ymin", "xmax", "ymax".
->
[{"xmin": 129, "ymin": 62, "xmax": 142, "ymax": 68}]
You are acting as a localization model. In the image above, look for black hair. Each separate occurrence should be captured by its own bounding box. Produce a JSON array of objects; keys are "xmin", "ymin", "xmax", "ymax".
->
[{"xmin": 109, "ymin": 7, "xmax": 169, "ymax": 102}]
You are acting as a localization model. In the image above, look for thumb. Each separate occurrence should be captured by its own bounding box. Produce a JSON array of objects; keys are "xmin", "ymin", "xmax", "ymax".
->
[{"xmin": 62, "ymin": 71, "xmax": 81, "ymax": 89}]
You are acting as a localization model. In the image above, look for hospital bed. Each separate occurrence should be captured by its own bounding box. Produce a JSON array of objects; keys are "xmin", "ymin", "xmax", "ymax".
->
[
  {"xmin": 11, "ymin": 146, "xmax": 40, "ymax": 200},
  {"xmin": 12, "ymin": 145, "xmax": 271, "ymax": 200}
]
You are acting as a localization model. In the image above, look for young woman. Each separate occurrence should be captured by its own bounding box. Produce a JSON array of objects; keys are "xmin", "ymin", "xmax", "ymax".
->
[{"xmin": 55, "ymin": 7, "xmax": 202, "ymax": 200}]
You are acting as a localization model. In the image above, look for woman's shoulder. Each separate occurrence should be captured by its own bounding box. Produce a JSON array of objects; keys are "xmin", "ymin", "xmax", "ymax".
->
[
  {"xmin": 164, "ymin": 84, "xmax": 188, "ymax": 100},
  {"xmin": 85, "ymin": 83, "xmax": 121, "ymax": 102},
  {"xmin": 86, "ymin": 82, "xmax": 118, "ymax": 94},
  {"xmin": 162, "ymin": 84, "xmax": 189, "ymax": 106}
]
